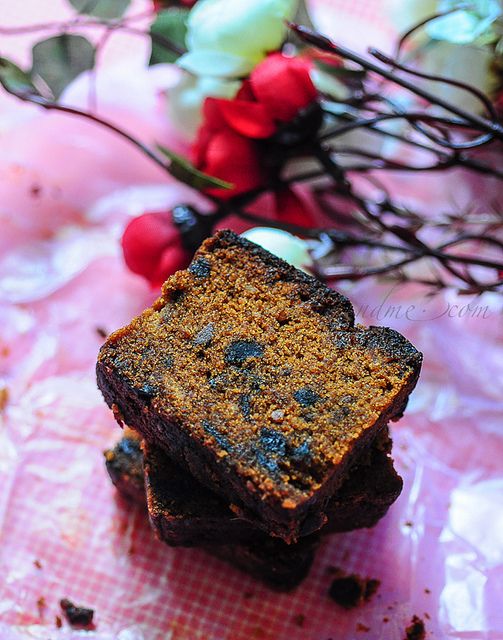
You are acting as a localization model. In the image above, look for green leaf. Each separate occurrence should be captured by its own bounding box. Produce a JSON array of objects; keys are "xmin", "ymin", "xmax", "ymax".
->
[
  {"xmin": 68, "ymin": 0, "xmax": 130, "ymax": 19},
  {"xmin": 32, "ymin": 35, "xmax": 95, "ymax": 99},
  {"xmin": 157, "ymin": 145, "xmax": 233, "ymax": 192},
  {"xmin": 0, "ymin": 58, "xmax": 40, "ymax": 98},
  {"xmin": 149, "ymin": 8, "xmax": 189, "ymax": 65}
]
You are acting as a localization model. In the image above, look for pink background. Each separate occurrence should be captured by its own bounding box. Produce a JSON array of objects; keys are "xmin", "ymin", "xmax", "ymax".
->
[{"xmin": 0, "ymin": 1, "xmax": 502, "ymax": 639}]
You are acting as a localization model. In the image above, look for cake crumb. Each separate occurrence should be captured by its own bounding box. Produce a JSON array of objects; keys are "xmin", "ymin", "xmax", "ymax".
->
[
  {"xmin": 55, "ymin": 615, "xmax": 63, "ymax": 629},
  {"xmin": 404, "ymin": 615, "xmax": 426, "ymax": 640},
  {"xmin": 328, "ymin": 569, "xmax": 380, "ymax": 609},
  {"xmin": 0, "ymin": 387, "xmax": 9, "ymax": 412},
  {"xmin": 60, "ymin": 598, "xmax": 94, "ymax": 628},
  {"xmin": 36, "ymin": 596, "xmax": 46, "ymax": 618},
  {"xmin": 404, "ymin": 520, "xmax": 413, "ymax": 527},
  {"xmin": 383, "ymin": 617, "xmax": 389, "ymax": 623},
  {"xmin": 292, "ymin": 613, "xmax": 305, "ymax": 627},
  {"xmin": 95, "ymin": 326, "xmax": 108, "ymax": 339},
  {"xmin": 424, "ymin": 588, "xmax": 431, "ymax": 594},
  {"xmin": 356, "ymin": 622, "xmax": 370, "ymax": 632},
  {"xmin": 33, "ymin": 559, "xmax": 43, "ymax": 569}
]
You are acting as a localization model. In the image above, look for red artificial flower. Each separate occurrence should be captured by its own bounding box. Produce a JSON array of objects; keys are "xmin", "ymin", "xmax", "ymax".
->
[
  {"xmin": 121, "ymin": 212, "xmax": 190, "ymax": 287},
  {"xmin": 192, "ymin": 53, "xmax": 318, "ymax": 200},
  {"xmin": 274, "ymin": 188, "xmax": 317, "ymax": 229},
  {"xmin": 215, "ymin": 53, "xmax": 317, "ymax": 139},
  {"xmin": 192, "ymin": 99, "xmax": 265, "ymax": 200}
]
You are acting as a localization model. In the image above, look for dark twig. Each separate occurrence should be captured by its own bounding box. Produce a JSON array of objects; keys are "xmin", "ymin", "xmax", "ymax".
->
[
  {"xmin": 369, "ymin": 47, "xmax": 498, "ymax": 120},
  {"xmin": 395, "ymin": 3, "xmax": 473, "ymax": 59},
  {"xmin": 290, "ymin": 23, "xmax": 503, "ymax": 141}
]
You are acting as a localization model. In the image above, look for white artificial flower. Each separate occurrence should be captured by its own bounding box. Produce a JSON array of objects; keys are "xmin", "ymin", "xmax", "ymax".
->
[
  {"xmin": 168, "ymin": 74, "xmax": 241, "ymax": 140},
  {"xmin": 178, "ymin": 0, "xmax": 299, "ymax": 78},
  {"xmin": 241, "ymin": 227, "xmax": 313, "ymax": 272},
  {"xmin": 415, "ymin": 41, "xmax": 498, "ymax": 112}
]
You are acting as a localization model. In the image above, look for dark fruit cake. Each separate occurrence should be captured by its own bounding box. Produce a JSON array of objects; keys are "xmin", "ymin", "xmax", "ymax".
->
[
  {"xmin": 105, "ymin": 434, "xmax": 317, "ymax": 589},
  {"xmin": 208, "ymin": 535, "xmax": 319, "ymax": 590},
  {"xmin": 144, "ymin": 433, "xmax": 402, "ymax": 546},
  {"xmin": 105, "ymin": 428, "xmax": 402, "ymax": 548},
  {"xmin": 97, "ymin": 230, "xmax": 421, "ymax": 542}
]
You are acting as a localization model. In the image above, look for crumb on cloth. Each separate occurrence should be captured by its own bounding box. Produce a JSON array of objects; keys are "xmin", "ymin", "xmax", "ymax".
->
[
  {"xmin": 404, "ymin": 615, "xmax": 426, "ymax": 640},
  {"xmin": 328, "ymin": 568, "xmax": 380, "ymax": 609},
  {"xmin": 60, "ymin": 598, "xmax": 94, "ymax": 628}
]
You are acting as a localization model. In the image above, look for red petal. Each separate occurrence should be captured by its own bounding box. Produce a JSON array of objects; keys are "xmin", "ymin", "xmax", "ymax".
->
[
  {"xmin": 193, "ymin": 97, "xmax": 236, "ymax": 165},
  {"xmin": 201, "ymin": 97, "xmax": 228, "ymax": 131},
  {"xmin": 201, "ymin": 129, "xmax": 264, "ymax": 199},
  {"xmin": 121, "ymin": 212, "xmax": 179, "ymax": 280},
  {"xmin": 274, "ymin": 188, "xmax": 316, "ymax": 229},
  {"xmin": 236, "ymin": 79, "xmax": 256, "ymax": 101},
  {"xmin": 151, "ymin": 244, "xmax": 190, "ymax": 287},
  {"xmin": 251, "ymin": 53, "xmax": 317, "ymax": 123},
  {"xmin": 218, "ymin": 99, "xmax": 276, "ymax": 139}
]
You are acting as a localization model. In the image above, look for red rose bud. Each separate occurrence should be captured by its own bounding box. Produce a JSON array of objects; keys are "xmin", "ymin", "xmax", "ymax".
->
[
  {"xmin": 191, "ymin": 54, "xmax": 319, "ymax": 199},
  {"xmin": 250, "ymin": 53, "xmax": 318, "ymax": 124},
  {"xmin": 121, "ymin": 212, "xmax": 191, "ymax": 287}
]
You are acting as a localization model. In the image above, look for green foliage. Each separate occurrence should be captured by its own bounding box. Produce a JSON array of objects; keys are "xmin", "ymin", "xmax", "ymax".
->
[
  {"xmin": 32, "ymin": 35, "xmax": 95, "ymax": 99},
  {"xmin": 149, "ymin": 8, "xmax": 189, "ymax": 65},
  {"xmin": 0, "ymin": 58, "xmax": 40, "ymax": 98},
  {"xmin": 68, "ymin": 0, "xmax": 131, "ymax": 19},
  {"xmin": 157, "ymin": 145, "xmax": 233, "ymax": 191}
]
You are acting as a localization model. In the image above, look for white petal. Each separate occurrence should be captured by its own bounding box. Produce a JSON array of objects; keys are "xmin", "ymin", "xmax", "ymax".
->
[
  {"xmin": 241, "ymin": 227, "xmax": 313, "ymax": 273},
  {"xmin": 177, "ymin": 50, "xmax": 256, "ymax": 78}
]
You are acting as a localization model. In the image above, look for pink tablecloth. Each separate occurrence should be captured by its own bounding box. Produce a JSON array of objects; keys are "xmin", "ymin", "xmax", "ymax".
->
[{"xmin": 0, "ymin": 2, "xmax": 502, "ymax": 639}]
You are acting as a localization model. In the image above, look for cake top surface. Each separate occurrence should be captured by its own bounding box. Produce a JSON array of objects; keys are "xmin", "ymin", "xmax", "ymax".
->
[{"xmin": 99, "ymin": 230, "xmax": 421, "ymax": 506}]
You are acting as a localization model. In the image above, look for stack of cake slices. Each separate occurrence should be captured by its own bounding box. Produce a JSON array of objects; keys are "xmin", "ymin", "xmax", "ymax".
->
[{"xmin": 98, "ymin": 230, "xmax": 422, "ymax": 589}]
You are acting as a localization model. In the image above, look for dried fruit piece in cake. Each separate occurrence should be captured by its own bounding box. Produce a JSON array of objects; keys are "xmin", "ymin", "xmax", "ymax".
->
[{"xmin": 97, "ymin": 230, "xmax": 421, "ymax": 541}]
